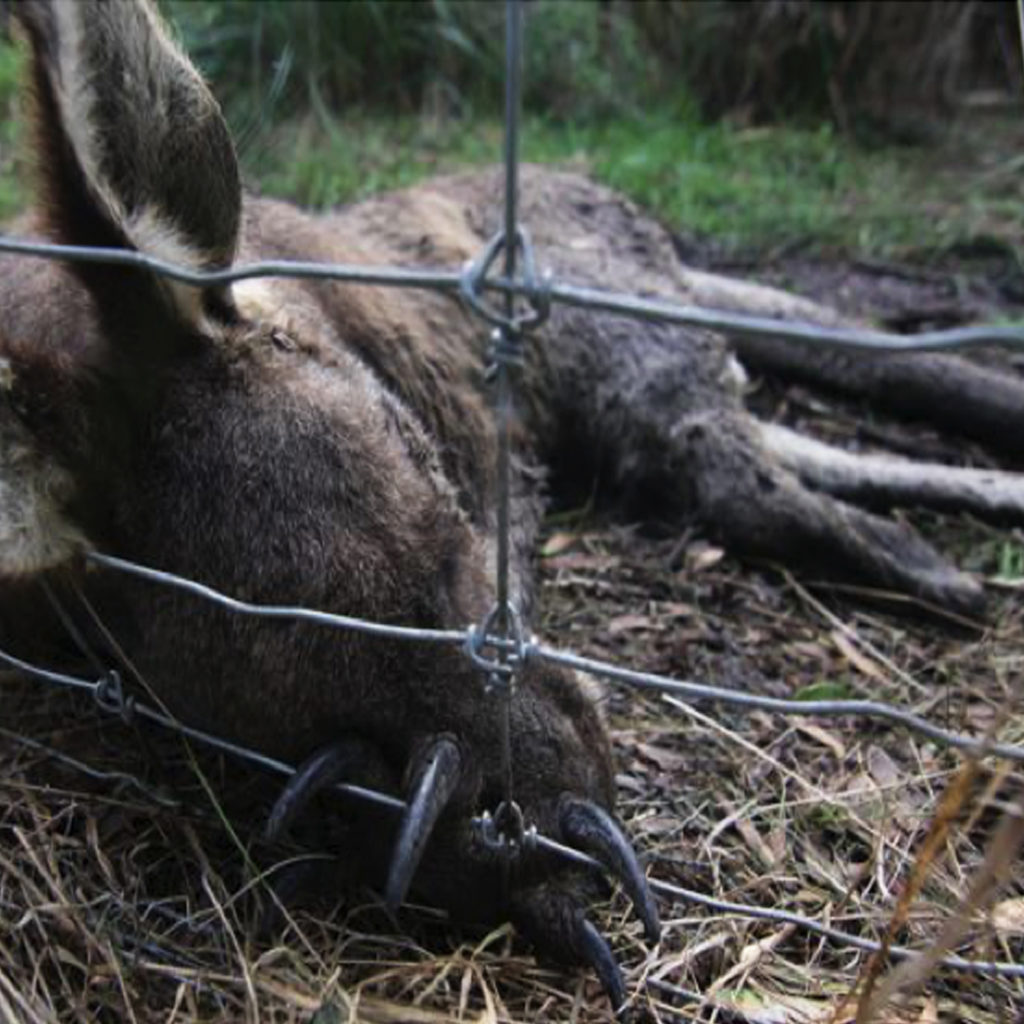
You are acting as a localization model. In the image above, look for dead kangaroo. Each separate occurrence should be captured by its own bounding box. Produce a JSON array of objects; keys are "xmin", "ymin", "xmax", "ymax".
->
[{"xmin": 4, "ymin": 0, "xmax": 1024, "ymax": 1012}]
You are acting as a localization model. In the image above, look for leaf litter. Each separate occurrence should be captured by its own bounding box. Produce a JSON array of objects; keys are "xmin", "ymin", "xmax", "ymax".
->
[{"xmin": 2, "ymin": 254, "xmax": 1023, "ymax": 1022}]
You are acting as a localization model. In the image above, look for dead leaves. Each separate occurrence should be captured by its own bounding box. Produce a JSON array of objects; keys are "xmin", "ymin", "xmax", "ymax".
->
[
  {"xmin": 991, "ymin": 895, "xmax": 1024, "ymax": 937},
  {"xmin": 537, "ymin": 525, "xmax": 1023, "ymax": 1021}
]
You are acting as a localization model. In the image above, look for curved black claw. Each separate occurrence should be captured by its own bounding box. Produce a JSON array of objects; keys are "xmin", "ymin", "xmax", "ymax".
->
[
  {"xmin": 384, "ymin": 735, "xmax": 462, "ymax": 910},
  {"xmin": 580, "ymin": 917, "xmax": 627, "ymax": 1016},
  {"xmin": 560, "ymin": 797, "xmax": 661, "ymax": 943},
  {"xmin": 265, "ymin": 736, "xmax": 384, "ymax": 842},
  {"xmin": 511, "ymin": 884, "xmax": 628, "ymax": 1015}
]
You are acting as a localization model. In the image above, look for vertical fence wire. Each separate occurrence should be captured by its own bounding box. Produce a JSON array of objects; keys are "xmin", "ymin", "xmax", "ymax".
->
[
  {"xmin": 490, "ymin": 0, "xmax": 525, "ymax": 857},
  {"xmin": 1, "ymin": 0, "xmax": 1023, "ymax": 991}
]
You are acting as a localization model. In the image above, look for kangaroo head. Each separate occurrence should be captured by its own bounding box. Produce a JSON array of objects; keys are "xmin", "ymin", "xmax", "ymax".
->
[{"xmin": 0, "ymin": 1, "xmax": 657, "ymax": 1008}]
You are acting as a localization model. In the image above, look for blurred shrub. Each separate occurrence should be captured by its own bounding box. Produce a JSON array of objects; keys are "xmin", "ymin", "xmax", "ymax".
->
[
  {"xmin": 0, "ymin": 25, "xmax": 25, "ymax": 219},
  {"xmin": 163, "ymin": 0, "xmax": 664, "ymax": 124},
  {"xmin": 632, "ymin": 1, "xmax": 1020, "ymax": 131},
  {"xmin": 162, "ymin": 0, "xmax": 1019, "ymax": 136}
]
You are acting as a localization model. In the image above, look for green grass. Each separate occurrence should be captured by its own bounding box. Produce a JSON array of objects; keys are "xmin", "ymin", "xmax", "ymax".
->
[
  {"xmin": 0, "ymin": 40, "xmax": 25, "ymax": 222},
  {"xmin": 3, "ymin": 14, "xmax": 1022, "ymax": 264},
  {"xmin": 249, "ymin": 116, "xmax": 500, "ymax": 212},
  {"xmin": 583, "ymin": 118, "xmax": 916, "ymax": 252},
  {"xmin": 164, "ymin": 0, "xmax": 658, "ymax": 123},
  {"xmin": 998, "ymin": 541, "xmax": 1024, "ymax": 580},
  {"xmin": 244, "ymin": 107, "xmax": 1024, "ymax": 261}
]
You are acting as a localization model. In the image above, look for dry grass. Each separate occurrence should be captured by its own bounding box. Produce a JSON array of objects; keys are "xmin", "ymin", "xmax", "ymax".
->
[
  {"xmin": 2, "ymin": 251, "xmax": 1023, "ymax": 1022},
  {"xmin": 2, "ymin": 506, "xmax": 1022, "ymax": 1022},
  {"xmin": 540, "ymin": 514, "xmax": 1023, "ymax": 1021}
]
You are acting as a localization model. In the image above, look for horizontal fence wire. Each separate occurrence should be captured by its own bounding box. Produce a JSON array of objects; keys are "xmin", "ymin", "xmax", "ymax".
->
[
  {"xmin": 0, "ymin": 645, "xmax": 405, "ymax": 814},
  {"xmin": 78, "ymin": 552, "xmax": 1024, "ymax": 767},
  {"xmin": 3, "ymin": 234, "xmax": 1024, "ymax": 354},
  {"xmin": 533, "ymin": 646, "xmax": 1024, "ymax": 765},
  {"xmin": 89, "ymin": 553, "xmax": 467, "ymax": 647},
  {"xmin": 2, "ymin": 638, "xmax": 1022, "ymax": 980}
]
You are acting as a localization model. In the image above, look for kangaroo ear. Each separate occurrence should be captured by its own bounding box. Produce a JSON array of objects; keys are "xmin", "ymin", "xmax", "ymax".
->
[
  {"xmin": 15, "ymin": 0, "xmax": 240, "ymax": 320},
  {"xmin": 0, "ymin": 357, "xmax": 85, "ymax": 579}
]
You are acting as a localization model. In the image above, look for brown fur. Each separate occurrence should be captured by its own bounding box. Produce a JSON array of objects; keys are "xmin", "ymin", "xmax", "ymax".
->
[
  {"xmin": 4, "ymin": 0, "xmax": 1024, "ymax": 988},
  {"xmin": 0, "ymin": 0, "xmax": 621, "ymax": 954}
]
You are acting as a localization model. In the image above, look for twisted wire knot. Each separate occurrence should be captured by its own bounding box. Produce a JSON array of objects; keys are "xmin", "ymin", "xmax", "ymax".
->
[
  {"xmin": 93, "ymin": 670, "xmax": 135, "ymax": 724},
  {"xmin": 465, "ymin": 602, "xmax": 526, "ymax": 685},
  {"xmin": 473, "ymin": 800, "xmax": 539, "ymax": 858},
  {"xmin": 459, "ymin": 227, "xmax": 552, "ymax": 342}
]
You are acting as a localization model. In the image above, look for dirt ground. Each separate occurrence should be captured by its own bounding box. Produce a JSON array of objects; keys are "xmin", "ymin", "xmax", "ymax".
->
[{"xmin": 1, "ymin": 249, "xmax": 1023, "ymax": 1023}]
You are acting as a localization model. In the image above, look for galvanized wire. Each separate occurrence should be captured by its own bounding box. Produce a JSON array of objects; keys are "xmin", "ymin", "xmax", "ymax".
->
[
  {"xmin": 0, "ymin": 723, "xmax": 182, "ymax": 808},
  {"xmin": 544, "ymin": 280, "xmax": 1024, "ymax": 352},
  {"xmin": 487, "ymin": 0, "xmax": 526, "ymax": 864},
  {"xmin": 2, "ymin": 236, "xmax": 1023, "ymax": 354},
  {"xmin": 531, "ymin": 645, "xmax": 1024, "ymax": 765},
  {"xmin": 79, "ymin": 551, "xmax": 1024, "ymax": 767},
  {"xmin": 0, "ymin": 644, "xmax": 405, "ymax": 814},
  {"xmin": 646, "ymin": 878, "xmax": 1024, "ymax": 979},
  {"xmin": 0, "ymin": 236, "xmax": 463, "ymax": 292},
  {"xmin": 87, "ymin": 552, "xmax": 467, "ymax": 646},
  {"xmin": 3, "ymin": 639, "xmax": 1021, "ymax": 980}
]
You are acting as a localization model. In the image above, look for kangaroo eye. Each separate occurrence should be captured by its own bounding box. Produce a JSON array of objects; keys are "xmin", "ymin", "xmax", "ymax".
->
[{"xmin": 270, "ymin": 328, "xmax": 297, "ymax": 352}]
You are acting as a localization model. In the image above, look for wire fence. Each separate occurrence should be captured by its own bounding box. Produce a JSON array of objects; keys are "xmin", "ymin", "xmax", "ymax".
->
[
  {"xmin": 3, "ymin": 637, "xmax": 1023, "ymax": 982},
  {"xmin": 2, "ymin": 0, "xmax": 1023, "ymax": 996},
  {"xmin": 4, "ymin": 236, "xmax": 1024, "ymax": 354}
]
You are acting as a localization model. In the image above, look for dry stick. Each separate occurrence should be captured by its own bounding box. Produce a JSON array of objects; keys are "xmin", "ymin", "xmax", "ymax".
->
[
  {"xmin": 0, "ymin": 965, "xmax": 53, "ymax": 1024},
  {"xmin": 861, "ymin": 789, "xmax": 1024, "ymax": 1019},
  {"xmin": 817, "ymin": 587, "xmax": 985, "ymax": 631},
  {"xmin": 0, "ymin": 845, "xmax": 57, "ymax": 934},
  {"xmin": 784, "ymin": 573, "xmax": 927, "ymax": 697},
  {"xmin": 705, "ymin": 794, "xmax": 765, "ymax": 854},
  {"xmin": 8, "ymin": 811, "xmax": 98, "ymax": 1010},
  {"xmin": 104, "ymin": 941, "xmax": 141, "ymax": 1024},
  {"xmin": 647, "ymin": 979, "xmax": 734, "ymax": 1022},
  {"xmin": 706, "ymin": 923, "xmax": 797, "ymax": 999},
  {"xmin": 12, "ymin": 825, "xmax": 105, "ymax": 959},
  {"xmin": 664, "ymin": 694, "xmax": 923, "ymax": 868},
  {"xmin": 0, "ymin": 986, "xmax": 24, "ymax": 1024},
  {"xmin": 668, "ymin": 695, "xmax": 905, "ymax": 953},
  {"xmin": 851, "ymin": 758, "xmax": 981, "ymax": 1024},
  {"xmin": 731, "ymin": 769, "xmax": 956, "ymax": 824},
  {"xmin": 166, "ymin": 983, "xmax": 189, "ymax": 1022},
  {"xmin": 963, "ymin": 759, "xmax": 1017, "ymax": 840},
  {"xmin": 200, "ymin": 872, "xmax": 260, "ymax": 1024}
]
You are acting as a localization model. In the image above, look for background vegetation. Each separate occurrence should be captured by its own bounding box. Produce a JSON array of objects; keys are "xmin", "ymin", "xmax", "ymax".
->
[{"xmin": 1, "ymin": 1, "xmax": 1021, "ymax": 258}]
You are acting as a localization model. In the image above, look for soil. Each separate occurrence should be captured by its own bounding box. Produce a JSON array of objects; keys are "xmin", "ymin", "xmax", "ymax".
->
[
  {"xmin": 678, "ymin": 232, "xmax": 1024, "ymax": 332},
  {"xmin": 530, "ymin": 245, "xmax": 1024, "ymax": 1020}
]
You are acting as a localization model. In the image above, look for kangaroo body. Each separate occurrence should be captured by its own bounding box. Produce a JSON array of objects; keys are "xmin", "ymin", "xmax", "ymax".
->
[{"xmin": 5, "ymin": 0, "xmax": 1024, "ymax": 1010}]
